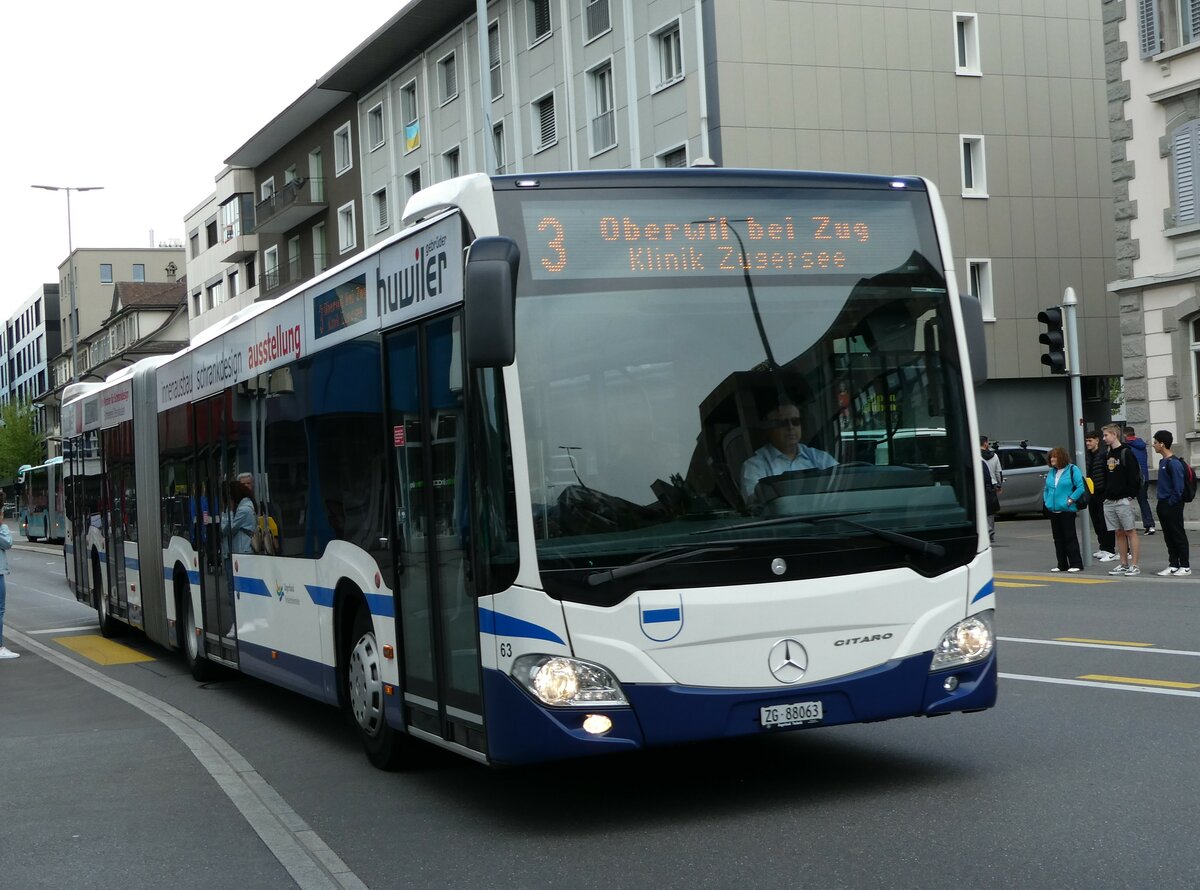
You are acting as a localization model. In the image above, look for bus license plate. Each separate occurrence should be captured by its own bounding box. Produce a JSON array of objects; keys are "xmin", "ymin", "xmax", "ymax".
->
[{"xmin": 760, "ymin": 701, "xmax": 823, "ymax": 728}]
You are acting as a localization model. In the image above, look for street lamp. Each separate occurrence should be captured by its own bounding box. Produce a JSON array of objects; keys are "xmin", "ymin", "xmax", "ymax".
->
[{"xmin": 31, "ymin": 184, "xmax": 104, "ymax": 384}]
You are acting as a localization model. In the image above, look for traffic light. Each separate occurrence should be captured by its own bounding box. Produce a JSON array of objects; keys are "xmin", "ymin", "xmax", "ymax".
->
[{"xmin": 1037, "ymin": 306, "xmax": 1067, "ymax": 374}]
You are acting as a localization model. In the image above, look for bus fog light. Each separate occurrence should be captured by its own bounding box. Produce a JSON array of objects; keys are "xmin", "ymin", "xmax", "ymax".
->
[
  {"xmin": 582, "ymin": 714, "xmax": 613, "ymax": 735},
  {"xmin": 512, "ymin": 654, "xmax": 628, "ymax": 707},
  {"xmin": 930, "ymin": 611, "xmax": 995, "ymax": 671},
  {"xmin": 943, "ymin": 676, "xmax": 959, "ymax": 692}
]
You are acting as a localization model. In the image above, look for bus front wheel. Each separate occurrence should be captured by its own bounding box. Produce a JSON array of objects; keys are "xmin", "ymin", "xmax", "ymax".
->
[{"xmin": 346, "ymin": 608, "xmax": 406, "ymax": 770}]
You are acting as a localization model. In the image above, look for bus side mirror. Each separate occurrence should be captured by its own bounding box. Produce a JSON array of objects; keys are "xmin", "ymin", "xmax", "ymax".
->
[
  {"xmin": 959, "ymin": 292, "xmax": 988, "ymax": 385},
  {"xmin": 464, "ymin": 237, "xmax": 520, "ymax": 369}
]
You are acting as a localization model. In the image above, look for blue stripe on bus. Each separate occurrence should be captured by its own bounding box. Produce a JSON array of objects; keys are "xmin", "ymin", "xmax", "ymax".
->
[
  {"xmin": 238, "ymin": 640, "xmax": 337, "ymax": 705},
  {"xmin": 237, "ymin": 576, "xmax": 272, "ymax": 597},
  {"xmin": 125, "ymin": 557, "xmax": 139, "ymax": 571},
  {"xmin": 478, "ymin": 608, "xmax": 565, "ymax": 645},
  {"xmin": 305, "ymin": 585, "xmax": 334, "ymax": 607},
  {"xmin": 971, "ymin": 579, "xmax": 995, "ymax": 603},
  {"xmin": 642, "ymin": 607, "xmax": 681, "ymax": 624},
  {"xmin": 364, "ymin": 592, "xmax": 394, "ymax": 617},
  {"xmin": 162, "ymin": 567, "xmax": 202, "ymax": 586}
]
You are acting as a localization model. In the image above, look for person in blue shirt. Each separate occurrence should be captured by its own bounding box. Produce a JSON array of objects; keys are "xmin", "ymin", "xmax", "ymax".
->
[
  {"xmin": 1124, "ymin": 426, "xmax": 1156, "ymax": 534},
  {"xmin": 1042, "ymin": 446, "xmax": 1086, "ymax": 572},
  {"xmin": 1152, "ymin": 430, "xmax": 1190, "ymax": 575},
  {"xmin": 741, "ymin": 402, "xmax": 837, "ymax": 500}
]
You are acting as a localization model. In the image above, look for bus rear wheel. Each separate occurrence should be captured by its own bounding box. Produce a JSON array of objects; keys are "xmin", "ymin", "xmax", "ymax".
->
[
  {"xmin": 346, "ymin": 608, "xmax": 406, "ymax": 770},
  {"xmin": 94, "ymin": 552, "xmax": 120, "ymax": 638}
]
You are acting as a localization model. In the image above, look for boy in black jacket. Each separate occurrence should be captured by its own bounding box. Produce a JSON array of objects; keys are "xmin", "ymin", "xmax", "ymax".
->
[
  {"xmin": 1102, "ymin": 423, "xmax": 1143, "ymax": 575},
  {"xmin": 1085, "ymin": 430, "xmax": 1116, "ymax": 560}
]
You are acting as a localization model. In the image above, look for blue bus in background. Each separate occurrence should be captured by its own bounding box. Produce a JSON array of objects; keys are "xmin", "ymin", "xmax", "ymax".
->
[{"xmin": 18, "ymin": 456, "xmax": 66, "ymax": 543}]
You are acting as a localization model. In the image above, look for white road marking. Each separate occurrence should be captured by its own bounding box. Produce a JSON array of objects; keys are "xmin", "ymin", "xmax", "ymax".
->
[
  {"xmin": 27, "ymin": 625, "xmax": 98, "ymax": 635},
  {"xmin": 1000, "ymin": 672, "xmax": 1200, "ymax": 699},
  {"xmin": 999, "ymin": 635, "xmax": 1200, "ymax": 658}
]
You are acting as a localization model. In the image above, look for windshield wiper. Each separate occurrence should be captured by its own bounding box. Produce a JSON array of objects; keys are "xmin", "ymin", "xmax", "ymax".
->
[
  {"xmin": 585, "ymin": 544, "xmax": 737, "ymax": 587},
  {"xmin": 813, "ymin": 517, "xmax": 946, "ymax": 558},
  {"xmin": 696, "ymin": 511, "xmax": 871, "ymax": 535},
  {"xmin": 696, "ymin": 512, "xmax": 945, "ymax": 558}
]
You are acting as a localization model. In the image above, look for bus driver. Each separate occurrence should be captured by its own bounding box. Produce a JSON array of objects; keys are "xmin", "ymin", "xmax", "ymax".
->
[{"xmin": 740, "ymin": 402, "xmax": 838, "ymax": 500}]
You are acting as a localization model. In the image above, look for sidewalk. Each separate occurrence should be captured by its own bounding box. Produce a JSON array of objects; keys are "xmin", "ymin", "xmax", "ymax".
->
[{"xmin": 992, "ymin": 515, "xmax": 1192, "ymax": 575}]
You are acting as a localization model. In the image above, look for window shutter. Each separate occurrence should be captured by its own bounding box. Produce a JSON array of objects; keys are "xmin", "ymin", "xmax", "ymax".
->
[
  {"xmin": 1191, "ymin": 0, "xmax": 1200, "ymax": 43},
  {"xmin": 1174, "ymin": 123, "xmax": 1197, "ymax": 225},
  {"xmin": 1138, "ymin": 0, "xmax": 1161, "ymax": 59},
  {"xmin": 539, "ymin": 97, "xmax": 556, "ymax": 146}
]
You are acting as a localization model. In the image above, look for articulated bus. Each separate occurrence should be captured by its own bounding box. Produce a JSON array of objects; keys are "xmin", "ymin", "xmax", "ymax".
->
[
  {"xmin": 17, "ymin": 457, "xmax": 66, "ymax": 543},
  {"xmin": 61, "ymin": 169, "xmax": 996, "ymax": 768}
]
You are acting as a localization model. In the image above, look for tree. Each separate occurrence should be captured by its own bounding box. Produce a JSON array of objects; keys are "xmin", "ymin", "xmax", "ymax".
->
[{"xmin": 0, "ymin": 400, "xmax": 46, "ymax": 482}]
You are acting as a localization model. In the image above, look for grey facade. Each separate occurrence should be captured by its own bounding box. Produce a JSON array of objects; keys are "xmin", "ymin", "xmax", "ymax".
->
[
  {"xmin": 4, "ymin": 283, "xmax": 60, "ymax": 407},
  {"xmin": 202, "ymin": 0, "xmax": 1119, "ymax": 448}
]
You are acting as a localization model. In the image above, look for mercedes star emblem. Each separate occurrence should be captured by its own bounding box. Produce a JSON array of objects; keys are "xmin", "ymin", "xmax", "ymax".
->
[{"xmin": 768, "ymin": 638, "xmax": 808, "ymax": 684}]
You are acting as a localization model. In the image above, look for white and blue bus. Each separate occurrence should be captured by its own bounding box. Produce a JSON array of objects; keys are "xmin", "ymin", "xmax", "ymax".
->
[
  {"xmin": 17, "ymin": 457, "xmax": 66, "ymax": 543},
  {"xmin": 61, "ymin": 169, "xmax": 996, "ymax": 767}
]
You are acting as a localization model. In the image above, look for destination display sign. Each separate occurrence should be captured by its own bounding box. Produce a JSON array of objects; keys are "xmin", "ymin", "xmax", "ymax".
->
[{"xmin": 519, "ymin": 193, "xmax": 930, "ymax": 282}]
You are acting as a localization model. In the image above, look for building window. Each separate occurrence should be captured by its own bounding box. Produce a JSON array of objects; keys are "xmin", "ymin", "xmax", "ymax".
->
[
  {"xmin": 338, "ymin": 202, "xmax": 357, "ymax": 254},
  {"xmin": 260, "ymin": 178, "xmax": 275, "ymax": 203},
  {"xmin": 334, "ymin": 122, "xmax": 353, "ymax": 175},
  {"xmin": 100, "ymin": 264, "xmax": 113, "ymax": 284},
  {"xmin": 1137, "ymin": 1, "xmax": 1200, "ymax": 57},
  {"xmin": 529, "ymin": 0, "xmax": 551, "ymax": 43},
  {"xmin": 438, "ymin": 52, "xmax": 458, "ymax": 104},
  {"xmin": 585, "ymin": 0, "xmax": 610, "ymax": 41},
  {"xmin": 534, "ymin": 93, "xmax": 556, "ymax": 151},
  {"xmin": 954, "ymin": 12, "xmax": 981, "ymax": 75},
  {"xmin": 967, "ymin": 259, "xmax": 994, "ymax": 321},
  {"xmin": 401, "ymin": 80, "xmax": 420, "ymax": 152},
  {"xmin": 228, "ymin": 268, "xmax": 239, "ymax": 297},
  {"xmin": 589, "ymin": 62, "xmax": 616, "ymax": 154},
  {"xmin": 407, "ymin": 168, "xmax": 422, "ymax": 201},
  {"xmin": 1172, "ymin": 119, "xmax": 1200, "ymax": 225},
  {"xmin": 264, "ymin": 245, "xmax": 280, "ymax": 291},
  {"xmin": 207, "ymin": 280, "xmax": 223, "ymax": 310},
  {"xmin": 313, "ymin": 222, "xmax": 327, "ymax": 274},
  {"xmin": 658, "ymin": 145, "xmax": 688, "ymax": 167},
  {"xmin": 192, "ymin": 290, "xmax": 202, "ymax": 317},
  {"xmin": 367, "ymin": 103, "xmax": 385, "ymax": 150},
  {"xmin": 189, "ymin": 231, "xmax": 199, "ymax": 259},
  {"xmin": 653, "ymin": 19, "xmax": 684, "ymax": 89},
  {"xmin": 443, "ymin": 147, "xmax": 460, "ymax": 179},
  {"xmin": 493, "ymin": 122, "xmax": 507, "ymax": 174},
  {"xmin": 1191, "ymin": 318, "xmax": 1200, "ymax": 422},
  {"xmin": 373, "ymin": 187, "xmax": 390, "ymax": 232},
  {"xmin": 287, "ymin": 235, "xmax": 301, "ymax": 282},
  {"xmin": 961, "ymin": 135, "xmax": 987, "ymax": 197},
  {"xmin": 488, "ymin": 21, "xmax": 503, "ymax": 100},
  {"xmin": 132, "ymin": 263, "xmax": 145, "ymax": 282}
]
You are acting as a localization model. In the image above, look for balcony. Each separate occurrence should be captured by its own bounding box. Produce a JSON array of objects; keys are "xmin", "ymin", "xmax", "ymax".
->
[
  {"xmin": 220, "ymin": 228, "xmax": 259, "ymax": 264},
  {"xmin": 254, "ymin": 177, "xmax": 326, "ymax": 234}
]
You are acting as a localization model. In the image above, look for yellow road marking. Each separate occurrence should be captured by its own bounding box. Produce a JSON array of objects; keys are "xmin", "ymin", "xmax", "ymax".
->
[
  {"xmin": 54, "ymin": 634, "xmax": 155, "ymax": 665},
  {"xmin": 1055, "ymin": 637, "xmax": 1154, "ymax": 648},
  {"xmin": 995, "ymin": 582, "xmax": 1045, "ymax": 588},
  {"xmin": 1077, "ymin": 674, "xmax": 1200, "ymax": 690},
  {"xmin": 995, "ymin": 572, "xmax": 1114, "ymax": 585}
]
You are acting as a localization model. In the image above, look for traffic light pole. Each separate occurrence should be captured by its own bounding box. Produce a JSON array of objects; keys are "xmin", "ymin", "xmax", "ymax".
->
[{"xmin": 1063, "ymin": 286, "xmax": 1090, "ymax": 568}]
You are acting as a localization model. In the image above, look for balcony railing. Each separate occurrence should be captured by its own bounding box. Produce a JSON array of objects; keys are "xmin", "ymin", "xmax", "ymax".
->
[
  {"xmin": 254, "ymin": 177, "xmax": 327, "ymax": 234},
  {"xmin": 263, "ymin": 268, "xmax": 281, "ymax": 293}
]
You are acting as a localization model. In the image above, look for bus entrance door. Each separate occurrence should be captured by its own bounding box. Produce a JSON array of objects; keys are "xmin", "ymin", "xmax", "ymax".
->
[
  {"xmin": 385, "ymin": 316, "xmax": 485, "ymax": 757},
  {"xmin": 193, "ymin": 394, "xmax": 238, "ymax": 664}
]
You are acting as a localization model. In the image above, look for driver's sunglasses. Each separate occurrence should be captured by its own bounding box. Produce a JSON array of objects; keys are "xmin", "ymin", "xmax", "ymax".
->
[{"xmin": 772, "ymin": 418, "xmax": 803, "ymax": 428}]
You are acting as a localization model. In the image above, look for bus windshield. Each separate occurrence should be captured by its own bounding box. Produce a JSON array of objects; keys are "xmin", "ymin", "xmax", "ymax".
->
[{"xmin": 501, "ymin": 182, "xmax": 975, "ymax": 598}]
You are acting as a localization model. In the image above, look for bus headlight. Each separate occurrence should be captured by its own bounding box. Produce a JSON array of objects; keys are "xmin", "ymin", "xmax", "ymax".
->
[
  {"xmin": 511, "ymin": 655, "xmax": 628, "ymax": 707},
  {"xmin": 930, "ymin": 611, "xmax": 995, "ymax": 671}
]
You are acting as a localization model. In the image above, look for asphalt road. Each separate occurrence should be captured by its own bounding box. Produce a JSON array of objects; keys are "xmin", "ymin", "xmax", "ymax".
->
[{"xmin": 2, "ymin": 517, "xmax": 1199, "ymax": 889}]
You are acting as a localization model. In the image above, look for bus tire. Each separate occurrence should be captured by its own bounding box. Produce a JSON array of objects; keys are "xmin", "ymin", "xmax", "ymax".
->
[
  {"xmin": 94, "ymin": 550, "xmax": 121, "ymax": 638},
  {"xmin": 346, "ymin": 607, "xmax": 405, "ymax": 770},
  {"xmin": 180, "ymin": 586, "xmax": 214, "ymax": 682}
]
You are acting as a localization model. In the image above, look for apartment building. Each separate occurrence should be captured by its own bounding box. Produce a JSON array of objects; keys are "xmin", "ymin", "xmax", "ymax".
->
[
  {"xmin": 187, "ymin": 0, "xmax": 1118, "ymax": 443},
  {"xmin": 1105, "ymin": 0, "xmax": 1200, "ymax": 472},
  {"xmin": 4, "ymin": 283, "xmax": 60, "ymax": 408}
]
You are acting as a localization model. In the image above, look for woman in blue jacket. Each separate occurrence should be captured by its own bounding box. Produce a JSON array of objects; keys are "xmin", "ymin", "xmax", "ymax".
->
[{"xmin": 1043, "ymin": 446, "xmax": 1087, "ymax": 572}]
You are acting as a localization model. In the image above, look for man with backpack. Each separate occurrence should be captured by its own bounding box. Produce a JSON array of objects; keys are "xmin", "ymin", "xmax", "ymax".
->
[
  {"xmin": 1151, "ymin": 430, "xmax": 1191, "ymax": 576},
  {"xmin": 1102, "ymin": 423, "xmax": 1143, "ymax": 575}
]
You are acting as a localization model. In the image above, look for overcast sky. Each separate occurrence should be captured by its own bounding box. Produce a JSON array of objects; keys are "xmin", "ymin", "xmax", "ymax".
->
[{"xmin": 1, "ymin": 1, "xmax": 407, "ymax": 319}]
